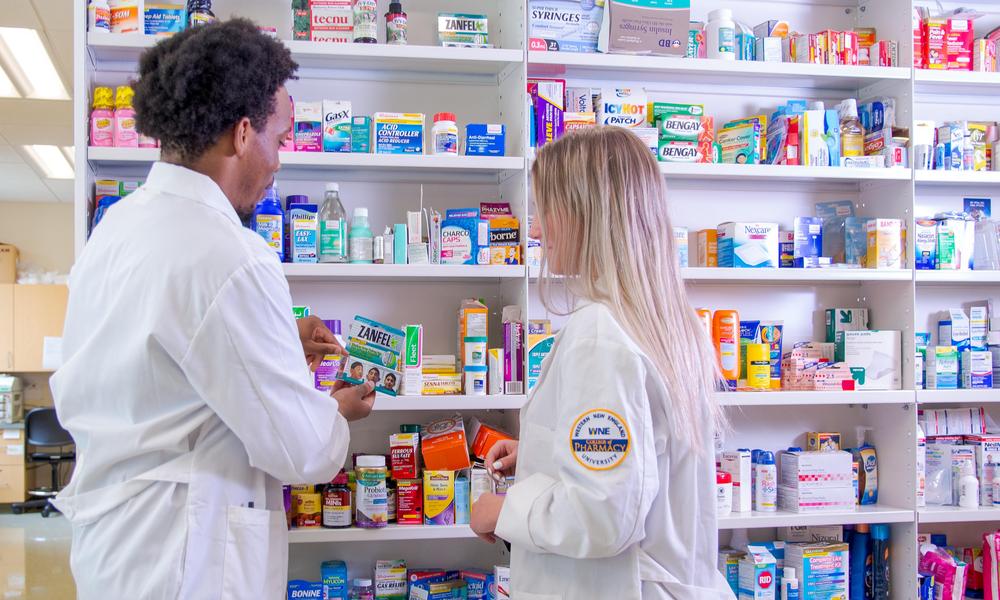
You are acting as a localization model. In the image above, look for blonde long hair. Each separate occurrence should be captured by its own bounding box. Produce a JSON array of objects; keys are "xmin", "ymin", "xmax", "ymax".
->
[{"xmin": 533, "ymin": 126, "xmax": 723, "ymax": 449}]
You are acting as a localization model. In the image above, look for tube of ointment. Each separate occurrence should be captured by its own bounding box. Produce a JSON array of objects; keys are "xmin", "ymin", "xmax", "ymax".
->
[{"xmin": 488, "ymin": 348, "xmax": 503, "ymax": 395}]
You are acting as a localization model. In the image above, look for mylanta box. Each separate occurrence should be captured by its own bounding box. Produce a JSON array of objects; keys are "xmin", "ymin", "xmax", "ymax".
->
[
  {"xmin": 837, "ymin": 330, "xmax": 902, "ymax": 390},
  {"xmin": 739, "ymin": 548, "xmax": 777, "ymax": 600},
  {"xmin": 718, "ymin": 222, "xmax": 779, "ymax": 268},
  {"xmin": 374, "ymin": 112, "xmax": 425, "ymax": 154}
]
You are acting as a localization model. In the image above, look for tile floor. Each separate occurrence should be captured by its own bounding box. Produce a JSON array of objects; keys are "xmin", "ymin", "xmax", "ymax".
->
[{"xmin": 0, "ymin": 509, "xmax": 76, "ymax": 598}]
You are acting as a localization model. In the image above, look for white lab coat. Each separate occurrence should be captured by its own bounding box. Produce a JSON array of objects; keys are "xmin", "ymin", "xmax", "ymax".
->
[
  {"xmin": 495, "ymin": 302, "xmax": 734, "ymax": 599},
  {"xmin": 51, "ymin": 162, "xmax": 350, "ymax": 599}
]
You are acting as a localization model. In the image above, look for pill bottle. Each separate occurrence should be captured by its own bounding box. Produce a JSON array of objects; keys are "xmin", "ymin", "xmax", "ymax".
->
[
  {"xmin": 716, "ymin": 471, "xmax": 733, "ymax": 517},
  {"xmin": 431, "ymin": 112, "xmax": 459, "ymax": 155},
  {"xmin": 187, "ymin": 0, "xmax": 216, "ymax": 28},
  {"xmin": 386, "ymin": 477, "xmax": 397, "ymax": 523},
  {"xmin": 350, "ymin": 579, "xmax": 375, "ymax": 600},
  {"xmin": 464, "ymin": 366, "xmax": 488, "ymax": 396},
  {"xmin": 706, "ymin": 9, "xmax": 736, "ymax": 61},
  {"xmin": 463, "ymin": 336, "xmax": 488, "ymax": 367},
  {"xmin": 355, "ymin": 455, "xmax": 388, "ymax": 528},
  {"xmin": 322, "ymin": 470, "xmax": 352, "ymax": 529}
]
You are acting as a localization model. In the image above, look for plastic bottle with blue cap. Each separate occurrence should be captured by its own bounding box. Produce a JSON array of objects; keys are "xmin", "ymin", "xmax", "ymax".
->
[{"xmin": 754, "ymin": 451, "xmax": 777, "ymax": 512}]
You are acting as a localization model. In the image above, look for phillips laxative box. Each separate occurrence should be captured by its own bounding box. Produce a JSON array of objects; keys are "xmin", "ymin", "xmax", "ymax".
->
[
  {"xmin": 293, "ymin": 0, "xmax": 353, "ymax": 42},
  {"xmin": 722, "ymin": 450, "xmax": 752, "ymax": 513},
  {"xmin": 785, "ymin": 543, "xmax": 849, "ymax": 598},
  {"xmin": 374, "ymin": 113, "xmax": 424, "ymax": 154},
  {"xmin": 738, "ymin": 548, "xmax": 777, "ymax": 600},
  {"xmin": 528, "ymin": 79, "xmax": 565, "ymax": 147}
]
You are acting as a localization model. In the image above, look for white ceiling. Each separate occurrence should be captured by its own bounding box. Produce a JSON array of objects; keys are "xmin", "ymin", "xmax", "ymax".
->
[{"xmin": 0, "ymin": 0, "xmax": 73, "ymax": 203}]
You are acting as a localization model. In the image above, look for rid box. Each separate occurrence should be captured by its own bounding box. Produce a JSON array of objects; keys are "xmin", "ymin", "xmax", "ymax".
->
[{"xmin": 739, "ymin": 548, "xmax": 777, "ymax": 600}]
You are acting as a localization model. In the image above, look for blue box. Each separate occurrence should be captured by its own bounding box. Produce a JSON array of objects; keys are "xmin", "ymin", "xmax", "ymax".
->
[
  {"xmin": 144, "ymin": 5, "xmax": 186, "ymax": 35},
  {"xmin": 465, "ymin": 124, "xmax": 506, "ymax": 156},
  {"xmin": 793, "ymin": 216, "xmax": 823, "ymax": 268},
  {"xmin": 287, "ymin": 580, "xmax": 323, "ymax": 600},
  {"xmin": 351, "ymin": 116, "xmax": 371, "ymax": 153},
  {"xmin": 321, "ymin": 560, "xmax": 348, "ymax": 600},
  {"xmin": 446, "ymin": 208, "xmax": 481, "ymax": 220},
  {"xmin": 374, "ymin": 113, "xmax": 425, "ymax": 154},
  {"xmin": 527, "ymin": 0, "xmax": 604, "ymax": 53},
  {"xmin": 461, "ymin": 570, "xmax": 495, "ymax": 600}
]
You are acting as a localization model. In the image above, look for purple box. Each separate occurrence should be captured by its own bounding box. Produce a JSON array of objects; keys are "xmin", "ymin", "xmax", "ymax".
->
[
  {"xmin": 528, "ymin": 79, "xmax": 565, "ymax": 147},
  {"xmin": 504, "ymin": 321, "xmax": 525, "ymax": 394}
]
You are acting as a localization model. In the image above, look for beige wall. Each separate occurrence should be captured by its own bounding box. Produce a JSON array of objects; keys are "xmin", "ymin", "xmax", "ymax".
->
[{"xmin": 0, "ymin": 203, "xmax": 74, "ymax": 274}]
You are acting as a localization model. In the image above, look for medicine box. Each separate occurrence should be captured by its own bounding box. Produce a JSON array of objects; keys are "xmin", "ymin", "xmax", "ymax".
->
[
  {"xmin": 793, "ymin": 217, "xmax": 823, "ymax": 268},
  {"xmin": 837, "ymin": 330, "xmax": 902, "ymax": 390},
  {"xmin": 464, "ymin": 124, "xmax": 505, "ymax": 156},
  {"xmin": 351, "ymin": 116, "xmax": 371, "ymax": 153},
  {"xmin": 597, "ymin": 87, "xmax": 647, "ymax": 129},
  {"xmin": 915, "ymin": 219, "xmax": 937, "ymax": 270},
  {"xmin": 375, "ymin": 560, "xmax": 407, "ymax": 600},
  {"xmin": 825, "ymin": 308, "xmax": 870, "ymax": 344},
  {"xmin": 778, "ymin": 485, "xmax": 857, "ymax": 512},
  {"xmin": 293, "ymin": 0, "xmax": 353, "ymax": 43},
  {"xmin": 697, "ymin": 229, "xmax": 718, "ymax": 267},
  {"xmin": 964, "ymin": 433, "xmax": 1000, "ymax": 505},
  {"xmin": 461, "ymin": 569, "xmax": 495, "ymax": 600},
  {"xmin": 718, "ymin": 222, "xmax": 779, "ymax": 268},
  {"xmin": 529, "ymin": 79, "xmax": 565, "ymax": 147},
  {"xmin": 674, "ymin": 226, "xmax": 689, "ymax": 267},
  {"xmin": 950, "ymin": 446, "xmax": 977, "ymax": 505},
  {"xmin": 294, "ymin": 101, "xmax": 323, "ymax": 152},
  {"xmin": 962, "ymin": 350, "xmax": 992, "ymax": 389},
  {"xmin": 739, "ymin": 548, "xmax": 777, "ymax": 600},
  {"xmin": 785, "ymin": 543, "xmax": 850, "ymax": 598},
  {"xmin": 721, "ymin": 450, "xmax": 752, "ymax": 513},
  {"xmin": 779, "ymin": 231, "xmax": 794, "ymax": 268},
  {"xmin": 494, "ymin": 566, "xmax": 510, "ymax": 599},
  {"xmin": 322, "ymin": 560, "xmax": 349, "ymax": 600},
  {"xmin": 527, "ymin": 0, "xmax": 604, "ymax": 53},
  {"xmin": 970, "ymin": 306, "xmax": 987, "ymax": 350},
  {"xmin": 805, "ymin": 432, "xmax": 842, "ymax": 452},
  {"xmin": 781, "ymin": 450, "xmax": 853, "ymax": 489},
  {"xmin": 719, "ymin": 122, "xmax": 762, "ymax": 165},
  {"xmin": 940, "ymin": 309, "xmax": 971, "ymax": 352},
  {"xmin": 778, "ymin": 526, "xmax": 844, "ymax": 543},
  {"xmin": 421, "ymin": 414, "xmax": 471, "ymax": 471},
  {"xmin": 438, "ymin": 13, "xmax": 489, "ymax": 47},
  {"xmin": 719, "ymin": 550, "xmax": 744, "ymax": 596},
  {"xmin": 925, "ymin": 346, "xmax": 960, "ymax": 391},
  {"xmin": 866, "ymin": 218, "xmax": 902, "ymax": 270},
  {"xmin": 373, "ymin": 113, "xmax": 425, "ymax": 154},
  {"xmin": 322, "ymin": 100, "xmax": 351, "ymax": 153}
]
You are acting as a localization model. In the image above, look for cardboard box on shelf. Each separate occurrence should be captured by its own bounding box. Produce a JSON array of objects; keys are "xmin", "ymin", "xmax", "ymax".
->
[{"xmin": 0, "ymin": 245, "xmax": 16, "ymax": 284}]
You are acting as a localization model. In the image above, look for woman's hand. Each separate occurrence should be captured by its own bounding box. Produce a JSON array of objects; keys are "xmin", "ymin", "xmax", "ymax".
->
[
  {"xmin": 297, "ymin": 316, "xmax": 344, "ymax": 371},
  {"xmin": 485, "ymin": 439, "xmax": 519, "ymax": 481},
  {"xmin": 471, "ymin": 493, "xmax": 505, "ymax": 544}
]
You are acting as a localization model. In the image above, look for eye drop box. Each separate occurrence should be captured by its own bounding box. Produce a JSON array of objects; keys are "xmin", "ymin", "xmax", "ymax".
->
[
  {"xmin": 322, "ymin": 100, "xmax": 352, "ymax": 153},
  {"xmin": 970, "ymin": 306, "xmax": 987, "ymax": 350},
  {"xmin": 721, "ymin": 450, "xmax": 752, "ymax": 513},
  {"xmin": 962, "ymin": 350, "xmax": 992, "ymax": 389},
  {"xmin": 718, "ymin": 222, "xmax": 779, "ymax": 268},
  {"xmin": 739, "ymin": 548, "xmax": 777, "ymax": 600},
  {"xmin": 926, "ymin": 346, "xmax": 960, "ymax": 390},
  {"xmin": 836, "ymin": 330, "xmax": 902, "ymax": 390},
  {"xmin": 941, "ymin": 309, "xmax": 971, "ymax": 352}
]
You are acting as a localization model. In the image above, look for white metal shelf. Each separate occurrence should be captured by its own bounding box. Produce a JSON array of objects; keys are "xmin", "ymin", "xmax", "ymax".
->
[
  {"xmin": 915, "ymin": 270, "xmax": 1000, "ymax": 285},
  {"xmin": 717, "ymin": 391, "xmax": 913, "ymax": 407},
  {"xmin": 681, "ymin": 267, "xmax": 912, "ymax": 284},
  {"xmin": 87, "ymin": 33, "xmax": 524, "ymax": 80},
  {"xmin": 528, "ymin": 51, "xmax": 909, "ymax": 91},
  {"xmin": 373, "ymin": 395, "xmax": 526, "ymax": 411},
  {"xmin": 917, "ymin": 389, "xmax": 1000, "ymax": 404},
  {"xmin": 658, "ymin": 163, "xmax": 911, "ymax": 183},
  {"xmin": 283, "ymin": 263, "xmax": 525, "ymax": 283},
  {"xmin": 87, "ymin": 147, "xmax": 525, "ymax": 183},
  {"xmin": 915, "ymin": 69, "xmax": 1000, "ymax": 97},
  {"xmin": 718, "ymin": 505, "xmax": 914, "ymax": 529},
  {"xmin": 289, "ymin": 524, "xmax": 476, "ymax": 544},
  {"xmin": 915, "ymin": 170, "xmax": 1000, "ymax": 186},
  {"xmin": 917, "ymin": 506, "xmax": 1000, "ymax": 524}
]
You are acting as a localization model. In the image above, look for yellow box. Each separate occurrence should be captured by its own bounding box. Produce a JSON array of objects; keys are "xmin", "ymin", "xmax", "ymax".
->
[
  {"xmin": 423, "ymin": 470, "xmax": 456, "ymax": 525},
  {"xmin": 807, "ymin": 432, "xmax": 841, "ymax": 451},
  {"xmin": 696, "ymin": 229, "xmax": 718, "ymax": 267},
  {"xmin": 865, "ymin": 218, "xmax": 902, "ymax": 270}
]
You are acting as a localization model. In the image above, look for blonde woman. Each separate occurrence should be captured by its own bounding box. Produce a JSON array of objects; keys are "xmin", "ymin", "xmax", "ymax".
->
[{"xmin": 471, "ymin": 127, "xmax": 733, "ymax": 599}]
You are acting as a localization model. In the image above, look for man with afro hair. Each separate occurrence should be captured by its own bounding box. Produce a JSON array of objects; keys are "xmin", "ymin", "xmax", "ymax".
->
[{"xmin": 52, "ymin": 19, "xmax": 374, "ymax": 599}]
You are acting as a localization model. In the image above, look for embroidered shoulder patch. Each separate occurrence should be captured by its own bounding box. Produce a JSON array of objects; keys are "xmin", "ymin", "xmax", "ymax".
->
[{"xmin": 569, "ymin": 409, "xmax": 631, "ymax": 470}]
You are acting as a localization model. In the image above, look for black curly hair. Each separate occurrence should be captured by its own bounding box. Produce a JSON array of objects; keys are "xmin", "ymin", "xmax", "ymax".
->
[{"xmin": 134, "ymin": 18, "xmax": 298, "ymax": 163}]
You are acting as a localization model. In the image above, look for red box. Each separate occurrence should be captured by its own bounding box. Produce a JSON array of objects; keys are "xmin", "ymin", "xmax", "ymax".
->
[
  {"xmin": 914, "ymin": 10, "xmax": 924, "ymax": 68},
  {"xmin": 876, "ymin": 40, "xmax": 897, "ymax": 67},
  {"xmin": 839, "ymin": 31, "xmax": 859, "ymax": 66},
  {"xmin": 947, "ymin": 19, "xmax": 975, "ymax": 70},
  {"xmin": 396, "ymin": 479, "xmax": 423, "ymax": 525},
  {"xmin": 923, "ymin": 18, "xmax": 949, "ymax": 69},
  {"xmin": 785, "ymin": 116, "xmax": 800, "ymax": 167}
]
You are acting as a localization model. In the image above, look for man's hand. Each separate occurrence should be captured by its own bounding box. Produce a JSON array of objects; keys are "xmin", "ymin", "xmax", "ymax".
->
[
  {"xmin": 296, "ymin": 316, "xmax": 343, "ymax": 372},
  {"xmin": 331, "ymin": 379, "xmax": 375, "ymax": 421}
]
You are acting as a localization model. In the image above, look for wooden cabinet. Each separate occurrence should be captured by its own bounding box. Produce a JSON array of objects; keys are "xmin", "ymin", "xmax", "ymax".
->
[
  {"xmin": 11, "ymin": 285, "xmax": 67, "ymax": 372},
  {"xmin": 0, "ymin": 285, "xmax": 11, "ymax": 371}
]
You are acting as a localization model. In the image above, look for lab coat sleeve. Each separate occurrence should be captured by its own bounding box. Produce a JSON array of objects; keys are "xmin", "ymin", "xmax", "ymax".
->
[
  {"xmin": 495, "ymin": 338, "xmax": 660, "ymax": 559},
  {"xmin": 180, "ymin": 257, "xmax": 350, "ymax": 485}
]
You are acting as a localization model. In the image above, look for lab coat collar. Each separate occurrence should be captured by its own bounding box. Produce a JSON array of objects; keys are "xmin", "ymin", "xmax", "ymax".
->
[{"xmin": 144, "ymin": 162, "xmax": 242, "ymax": 226}]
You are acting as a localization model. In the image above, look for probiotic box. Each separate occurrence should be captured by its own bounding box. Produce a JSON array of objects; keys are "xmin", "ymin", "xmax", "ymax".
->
[
  {"xmin": 322, "ymin": 100, "xmax": 351, "ymax": 153},
  {"xmin": 718, "ymin": 222, "xmax": 779, "ymax": 268},
  {"xmin": 738, "ymin": 548, "xmax": 777, "ymax": 600}
]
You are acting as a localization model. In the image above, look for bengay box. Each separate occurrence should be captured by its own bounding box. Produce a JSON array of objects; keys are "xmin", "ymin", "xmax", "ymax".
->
[
  {"xmin": 718, "ymin": 222, "xmax": 779, "ymax": 268},
  {"xmin": 528, "ymin": 0, "xmax": 605, "ymax": 53}
]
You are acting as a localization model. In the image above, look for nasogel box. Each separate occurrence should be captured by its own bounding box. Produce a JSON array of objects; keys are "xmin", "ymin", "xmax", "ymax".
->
[
  {"xmin": 738, "ymin": 548, "xmax": 777, "ymax": 600},
  {"xmin": 373, "ymin": 113, "xmax": 425, "ymax": 154},
  {"xmin": 597, "ymin": 87, "xmax": 647, "ymax": 129},
  {"xmin": 528, "ymin": 0, "xmax": 605, "ymax": 53},
  {"xmin": 322, "ymin": 100, "xmax": 351, "ymax": 153},
  {"xmin": 718, "ymin": 222, "xmax": 779, "ymax": 268}
]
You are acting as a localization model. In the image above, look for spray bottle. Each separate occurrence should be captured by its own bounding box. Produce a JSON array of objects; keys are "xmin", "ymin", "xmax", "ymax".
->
[
  {"xmin": 868, "ymin": 525, "xmax": 890, "ymax": 600},
  {"xmin": 754, "ymin": 451, "xmax": 777, "ymax": 512},
  {"xmin": 712, "ymin": 309, "xmax": 740, "ymax": 390},
  {"xmin": 781, "ymin": 567, "xmax": 799, "ymax": 600},
  {"xmin": 853, "ymin": 427, "xmax": 878, "ymax": 505},
  {"xmin": 848, "ymin": 524, "xmax": 870, "ymax": 600}
]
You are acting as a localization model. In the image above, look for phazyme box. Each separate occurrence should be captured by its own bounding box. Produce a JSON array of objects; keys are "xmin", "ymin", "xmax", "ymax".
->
[
  {"xmin": 464, "ymin": 124, "xmax": 505, "ymax": 156},
  {"xmin": 322, "ymin": 100, "xmax": 351, "ymax": 153},
  {"xmin": 374, "ymin": 113, "xmax": 425, "ymax": 154},
  {"xmin": 962, "ymin": 350, "xmax": 993, "ymax": 389},
  {"xmin": 718, "ymin": 222, "xmax": 779, "ymax": 268},
  {"xmin": 528, "ymin": 0, "xmax": 604, "ymax": 53}
]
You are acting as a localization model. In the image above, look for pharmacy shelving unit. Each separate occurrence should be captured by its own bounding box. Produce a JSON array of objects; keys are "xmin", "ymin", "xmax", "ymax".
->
[{"xmin": 71, "ymin": 0, "xmax": 1000, "ymax": 595}]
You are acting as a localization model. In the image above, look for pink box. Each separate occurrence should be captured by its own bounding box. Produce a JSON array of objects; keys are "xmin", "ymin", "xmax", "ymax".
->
[
  {"xmin": 839, "ymin": 31, "xmax": 859, "ymax": 66},
  {"xmin": 947, "ymin": 19, "xmax": 974, "ymax": 71},
  {"xmin": 974, "ymin": 39, "xmax": 997, "ymax": 72}
]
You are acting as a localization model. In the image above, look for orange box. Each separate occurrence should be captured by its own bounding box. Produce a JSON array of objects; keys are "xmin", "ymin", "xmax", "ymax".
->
[
  {"xmin": 468, "ymin": 417, "xmax": 513, "ymax": 461},
  {"xmin": 421, "ymin": 414, "xmax": 471, "ymax": 471}
]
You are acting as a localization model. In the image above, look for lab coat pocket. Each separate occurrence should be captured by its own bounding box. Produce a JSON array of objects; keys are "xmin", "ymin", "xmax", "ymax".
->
[{"xmin": 221, "ymin": 505, "xmax": 286, "ymax": 598}]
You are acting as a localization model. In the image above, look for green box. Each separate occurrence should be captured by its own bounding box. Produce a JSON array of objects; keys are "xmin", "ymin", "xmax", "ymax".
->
[
  {"xmin": 351, "ymin": 116, "xmax": 371, "ymax": 153},
  {"xmin": 825, "ymin": 308, "xmax": 870, "ymax": 344},
  {"xmin": 292, "ymin": 305, "xmax": 311, "ymax": 319}
]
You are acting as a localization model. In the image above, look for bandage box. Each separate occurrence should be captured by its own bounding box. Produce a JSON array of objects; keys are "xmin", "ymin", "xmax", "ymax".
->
[
  {"xmin": 528, "ymin": 0, "xmax": 604, "ymax": 53},
  {"xmin": 721, "ymin": 450, "xmax": 752, "ymax": 513},
  {"xmin": 375, "ymin": 560, "xmax": 407, "ymax": 599},
  {"xmin": 836, "ymin": 330, "xmax": 902, "ymax": 390},
  {"xmin": 738, "ymin": 548, "xmax": 777, "ymax": 600},
  {"xmin": 294, "ymin": 101, "xmax": 323, "ymax": 152},
  {"xmin": 825, "ymin": 308, "xmax": 870, "ymax": 344},
  {"xmin": 866, "ymin": 219, "xmax": 902, "ymax": 270},
  {"xmin": 782, "ymin": 451, "xmax": 853, "ymax": 492},
  {"xmin": 962, "ymin": 350, "xmax": 993, "ymax": 389},
  {"xmin": 322, "ymin": 100, "xmax": 351, "ymax": 153},
  {"xmin": 785, "ymin": 543, "xmax": 849, "ymax": 598},
  {"xmin": 697, "ymin": 229, "xmax": 718, "ymax": 267},
  {"xmin": 351, "ymin": 116, "xmax": 371, "ymax": 153},
  {"xmin": 464, "ymin": 124, "xmax": 505, "ymax": 156},
  {"xmin": 421, "ymin": 414, "xmax": 471, "ymax": 471},
  {"xmin": 374, "ymin": 113, "xmax": 425, "ymax": 154},
  {"xmin": 718, "ymin": 222, "xmax": 779, "ymax": 268},
  {"xmin": 597, "ymin": 87, "xmax": 647, "ymax": 129}
]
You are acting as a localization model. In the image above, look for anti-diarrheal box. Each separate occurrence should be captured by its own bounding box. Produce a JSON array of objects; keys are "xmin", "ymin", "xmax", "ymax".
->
[
  {"xmin": 374, "ymin": 113, "xmax": 425, "ymax": 154},
  {"xmin": 717, "ymin": 222, "xmax": 779, "ymax": 268},
  {"xmin": 322, "ymin": 100, "xmax": 351, "ymax": 153}
]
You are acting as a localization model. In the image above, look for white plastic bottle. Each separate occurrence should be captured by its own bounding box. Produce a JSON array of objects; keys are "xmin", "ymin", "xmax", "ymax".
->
[
  {"xmin": 754, "ymin": 451, "xmax": 777, "ymax": 512},
  {"xmin": 319, "ymin": 183, "xmax": 348, "ymax": 263},
  {"xmin": 992, "ymin": 473, "xmax": 1000, "ymax": 507},
  {"xmin": 781, "ymin": 567, "xmax": 800, "ymax": 600},
  {"xmin": 916, "ymin": 423, "xmax": 926, "ymax": 508},
  {"xmin": 959, "ymin": 462, "xmax": 980, "ymax": 508},
  {"xmin": 431, "ymin": 112, "xmax": 458, "ymax": 155},
  {"xmin": 348, "ymin": 207, "xmax": 374, "ymax": 264},
  {"xmin": 706, "ymin": 9, "xmax": 736, "ymax": 61}
]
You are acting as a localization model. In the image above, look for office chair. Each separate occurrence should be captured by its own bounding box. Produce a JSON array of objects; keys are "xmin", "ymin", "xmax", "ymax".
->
[{"xmin": 10, "ymin": 408, "xmax": 75, "ymax": 518}]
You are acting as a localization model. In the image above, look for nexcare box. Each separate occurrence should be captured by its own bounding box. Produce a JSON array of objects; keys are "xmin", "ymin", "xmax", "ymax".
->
[{"xmin": 718, "ymin": 222, "xmax": 779, "ymax": 268}]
